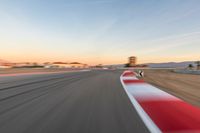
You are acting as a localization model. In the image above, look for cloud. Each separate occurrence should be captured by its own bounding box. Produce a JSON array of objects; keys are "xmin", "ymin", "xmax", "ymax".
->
[
  {"xmin": 165, "ymin": 8, "xmax": 199, "ymax": 24},
  {"xmin": 135, "ymin": 31, "xmax": 200, "ymax": 55}
]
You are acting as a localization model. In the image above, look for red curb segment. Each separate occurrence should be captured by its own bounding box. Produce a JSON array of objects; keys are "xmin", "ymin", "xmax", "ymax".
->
[
  {"xmin": 122, "ymin": 72, "xmax": 135, "ymax": 77},
  {"xmin": 123, "ymin": 79, "xmax": 145, "ymax": 84},
  {"xmin": 138, "ymin": 100, "xmax": 200, "ymax": 133},
  {"xmin": 121, "ymin": 70, "xmax": 200, "ymax": 133}
]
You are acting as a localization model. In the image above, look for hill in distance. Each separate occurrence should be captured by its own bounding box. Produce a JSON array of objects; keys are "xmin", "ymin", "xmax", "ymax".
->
[
  {"xmin": 146, "ymin": 61, "xmax": 196, "ymax": 68},
  {"xmin": 106, "ymin": 61, "xmax": 198, "ymax": 68}
]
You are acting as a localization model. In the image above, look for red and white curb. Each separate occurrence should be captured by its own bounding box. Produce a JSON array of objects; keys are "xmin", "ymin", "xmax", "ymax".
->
[{"xmin": 120, "ymin": 70, "xmax": 200, "ymax": 133}]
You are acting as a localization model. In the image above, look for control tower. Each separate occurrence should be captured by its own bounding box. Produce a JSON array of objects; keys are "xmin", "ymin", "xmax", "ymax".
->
[{"xmin": 129, "ymin": 56, "xmax": 137, "ymax": 67}]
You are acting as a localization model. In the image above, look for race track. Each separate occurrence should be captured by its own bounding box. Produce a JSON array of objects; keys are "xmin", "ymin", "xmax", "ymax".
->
[{"xmin": 0, "ymin": 70, "xmax": 149, "ymax": 133}]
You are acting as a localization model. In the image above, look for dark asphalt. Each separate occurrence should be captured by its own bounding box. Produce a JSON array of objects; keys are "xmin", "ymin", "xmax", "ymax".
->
[{"xmin": 0, "ymin": 70, "xmax": 149, "ymax": 133}]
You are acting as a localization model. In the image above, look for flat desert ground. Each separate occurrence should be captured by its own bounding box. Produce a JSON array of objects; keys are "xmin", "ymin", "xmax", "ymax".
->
[{"xmin": 141, "ymin": 69, "xmax": 200, "ymax": 107}]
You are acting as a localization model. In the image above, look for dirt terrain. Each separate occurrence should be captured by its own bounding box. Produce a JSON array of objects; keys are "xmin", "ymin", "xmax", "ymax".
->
[{"xmin": 140, "ymin": 69, "xmax": 200, "ymax": 107}]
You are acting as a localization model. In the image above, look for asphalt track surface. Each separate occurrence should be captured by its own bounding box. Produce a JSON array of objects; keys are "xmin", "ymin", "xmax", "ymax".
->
[{"xmin": 0, "ymin": 70, "xmax": 149, "ymax": 133}]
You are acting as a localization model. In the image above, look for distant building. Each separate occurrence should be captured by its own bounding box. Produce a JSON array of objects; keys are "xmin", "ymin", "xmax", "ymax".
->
[
  {"xmin": 13, "ymin": 62, "xmax": 44, "ymax": 68},
  {"xmin": 0, "ymin": 63, "xmax": 13, "ymax": 68},
  {"xmin": 128, "ymin": 56, "xmax": 137, "ymax": 67},
  {"xmin": 69, "ymin": 62, "xmax": 88, "ymax": 68},
  {"xmin": 52, "ymin": 62, "xmax": 71, "ymax": 68},
  {"xmin": 49, "ymin": 62, "xmax": 88, "ymax": 68},
  {"xmin": 0, "ymin": 60, "xmax": 13, "ymax": 68},
  {"xmin": 195, "ymin": 61, "xmax": 200, "ymax": 70},
  {"xmin": 14, "ymin": 62, "xmax": 33, "ymax": 67}
]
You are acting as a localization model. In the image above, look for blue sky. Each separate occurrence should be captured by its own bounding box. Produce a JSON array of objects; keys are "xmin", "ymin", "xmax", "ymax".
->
[{"xmin": 0, "ymin": 0, "xmax": 200, "ymax": 64}]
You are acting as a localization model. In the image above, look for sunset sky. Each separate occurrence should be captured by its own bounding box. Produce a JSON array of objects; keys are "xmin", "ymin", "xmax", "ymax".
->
[{"xmin": 0, "ymin": 0, "xmax": 200, "ymax": 65}]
